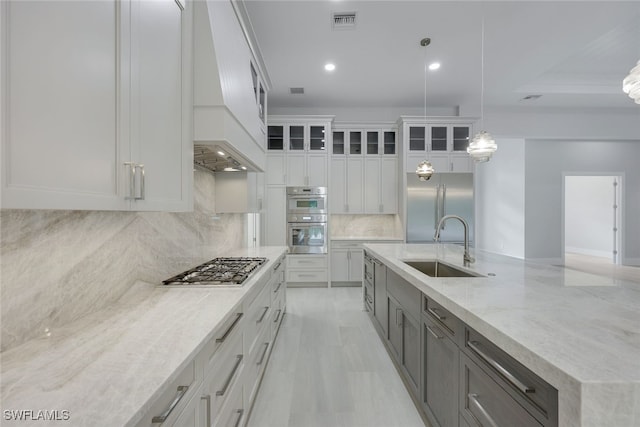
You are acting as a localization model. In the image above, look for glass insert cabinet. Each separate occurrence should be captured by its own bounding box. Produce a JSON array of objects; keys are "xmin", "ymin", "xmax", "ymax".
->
[{"xmin": 332, "ymin": 129, "xmax": 397, "ymax": 156}]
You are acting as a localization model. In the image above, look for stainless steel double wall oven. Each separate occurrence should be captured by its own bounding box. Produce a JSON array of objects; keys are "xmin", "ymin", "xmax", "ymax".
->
[{"xmin": 286, "ymin": 187, "xmax": 328, "ymax": 254}]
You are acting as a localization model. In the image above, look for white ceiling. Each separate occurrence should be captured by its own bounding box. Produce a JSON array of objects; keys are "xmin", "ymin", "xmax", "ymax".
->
[{"xmin": 242, "ymin": 1, "xmax": 640, "ymax": 113}]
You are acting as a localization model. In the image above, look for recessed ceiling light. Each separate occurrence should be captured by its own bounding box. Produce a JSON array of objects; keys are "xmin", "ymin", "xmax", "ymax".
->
[
  {"xmin": 240, "ymin": 166, "xmax": 247, "ymax": 170},
  {"xmin": 217, "ymin": 150, "xmax": 225, "ymax": 156},
  {"xmin": 428, "ymin": 62, "xmax": 441, "ymax": 71},
  {"xmin": 324, "ymin": 63, "xmax": 336, "ymax": 72}
]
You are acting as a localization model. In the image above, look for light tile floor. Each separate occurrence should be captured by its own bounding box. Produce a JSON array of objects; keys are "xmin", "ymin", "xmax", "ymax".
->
[{"xmin": 247, "ymin": 287, "xmax": 426, "ymax": 427}]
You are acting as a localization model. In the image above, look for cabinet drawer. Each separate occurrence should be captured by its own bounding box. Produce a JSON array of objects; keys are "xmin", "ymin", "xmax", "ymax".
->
[
  {"xmin": 271, "ymin": 291, "xmax": 285, "ymax": 336},
  {"xmin": 287, "ymin": 269, "xmax": 328, "ymax": 282},
  {"xmin": 245, "ymin": 320, "xmax": 272, "ymax": 406},
  {"xmin": 287, "ymin": 254, "xmax": 327, "ymax": 269},
  {"xmin": 136, "ymin": 359, "xmax": 198, "ymax": 427},
  {"xmin": 202, "ymin": 329, "xmax": 244, "ymax": 425},
  {"xmin": 463, "ymin": 327, "xmax": 558, "ymax": 426},
  {"xmin": 423, "ymin": 295, "xmax": 462, "ymax": 343},
  {"xmin": 460, "ymin": 353, "xmax": 543, "ymax": 427},
  {"xmin": 199, "ymin": 306, "xmax": 244, "ymax": 375},
  {"xmin": 212, "ymin": 369, "xmax": 245, "ymax": 427},
  {"xmin": 363, "ymin": 281, "xmax": 374, "ymax": 312},
  {"xmin": 245, "ymin": 279, "xmax": 272, "ymax": 355}
]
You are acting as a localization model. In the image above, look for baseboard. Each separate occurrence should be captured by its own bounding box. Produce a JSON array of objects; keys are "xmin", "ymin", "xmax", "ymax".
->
[
  {"xmin": 526, "ymin": 257, "xmax": 563, "ymax": 265},
  {"xmin": 565, "ymin": 247, "xmax": 613, "ymax": 259},
  {"xmin": 286, "ymin": 281, "xmax": 328, "ymax": 288}
]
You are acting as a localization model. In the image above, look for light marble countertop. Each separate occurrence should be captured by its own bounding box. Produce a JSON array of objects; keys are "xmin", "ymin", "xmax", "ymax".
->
[
  {"xmin": 362, "ymin": 243, "xmax": 640, "ymax": 427},
  {"xmin": 0, "ymin": 246, "xmax": 288, "ymax": 427}
]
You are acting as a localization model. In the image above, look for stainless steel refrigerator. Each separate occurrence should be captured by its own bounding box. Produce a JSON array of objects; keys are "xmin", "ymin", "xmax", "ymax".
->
[{"xmin": 406, "ymin": 173, "xmax": 474, "ymax": 243}]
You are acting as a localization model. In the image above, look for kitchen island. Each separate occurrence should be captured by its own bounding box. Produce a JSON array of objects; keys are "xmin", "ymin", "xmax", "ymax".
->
[
  {"xmin": 363, "ymin": 243, "xmax": 640, "ymax": 427},
  {"xmin": 0, "ymin": 246, "xmax": 288, "ymax": 426}
]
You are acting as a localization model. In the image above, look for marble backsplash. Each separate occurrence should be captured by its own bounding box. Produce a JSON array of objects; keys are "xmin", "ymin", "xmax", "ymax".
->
[
  {"xmin": 330, "ymin": 214, "xmax": 404, "ymax": 239},
  {"xmin": 0, "ymin": 170, "xmax": 245, "ymax": 352}
]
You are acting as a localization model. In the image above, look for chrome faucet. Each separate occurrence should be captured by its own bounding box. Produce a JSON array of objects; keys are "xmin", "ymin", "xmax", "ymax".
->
[{"xmin": 434, "ymin": 214, "xmax": 475, "ymax": 266}]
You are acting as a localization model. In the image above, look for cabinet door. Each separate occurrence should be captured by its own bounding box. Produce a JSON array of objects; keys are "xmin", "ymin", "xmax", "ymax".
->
[
  {"xmin": 429, "ymin": 125, "xmax": 448, "ymax": 152},
  {"xmin": 380, "ymin": 158, "xmax": 398, "ymax": 213},
  {"xmin": 429, "ymin": 154, "xmax": 450, "ymax": 173},
  {"xmin": 403, "ymin": 312, "xmax": 421, "ymax": 393},
  {"xmin": 346, "ymin": 158, "xmax": 364, "ymax": 213},
  {"xmin": 366, "ymin": 131, "xmax": 380, "ymax": 155},
  {"xmin": 406, "ymin": 153, "xmax": 427, "ymax": 174},
  {"xmin": 267, "ymin": 125, "xmax": 284, "ymax": 150},
  {"xmin": 288, "ymin": 125, "xmax": 305, "ymax": 151},
  {"xmin": 2, "ymin": 0, "xmax": 127, "ymax": 210},
  {"xmin": 451, "ymin": 155, "xmax": 473, "ymax": 173},
  {"xmin": 363, "ymin": 158, "xmax": 381, "ymax": 213},
  {"xmin": 266, "ymin": 153, "xmax": 286, "ymax": 185},
  {"xmin": 330, "ymin": 248, "xmax": 350, "ymax": 282},
  {"xmin": 264, "ymin": 186, "xmax": 286, "ymax": 246},
  {"xmin": 348, "ymin": 249, "xmax": 364, "ymax": 282},
  {"xmin": 383, "ymin": 131, "xmax": 397, "ymax": 155},
  {"xmin": 424, "ymin": 318, "xmax": 459, "ymax": 427},
  {"xmin": 387, "ymin": 296, "xmax": 403, "ymax": 363},
  {"xmin": 408, "ymin": 126, "xmax": 426, "ymax": 152},
  {"xmin": 131, "ymin": 0, "xmax": 191, "ymax": 211},
  {"xmin": 286, "ymin": 153, "xmax": 306, "ymax": 186},
  {"xmin": 329, "ymin": 157, "xmax": 347, "ymax": 213},
  {"xmin": 349, "ymin": 131, "xmax": 363, "ymax": 155},
  {"xmin": 452, "ymin": 126, "xmax": 471, "ymax": 152},
  {"xmin": 332, "ymin": 131, "xmax": 346, "ymax": 155},
  {"xmin": 309, "ymin": 125, "xmax": 327, "ymax": 151},
  {"xmin": 307, "ymin": 154, "xmax": 328, "ymax": 187}
]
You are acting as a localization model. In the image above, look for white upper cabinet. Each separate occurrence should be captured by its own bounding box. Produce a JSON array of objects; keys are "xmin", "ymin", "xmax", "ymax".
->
[
  {"xmin": 193, "ymin": 0, "xmax": 267, "ymax": 172},
  {"xmin": 265, "ymin": 117, "xmax": 332, "ymax": 187},
  {"xmin": 402, "ymin": 118, "xmax": 474, "ymax": 174},
  {"xmin": 1, "ymin": 0, "xmax": 193, "ymax": 211}
]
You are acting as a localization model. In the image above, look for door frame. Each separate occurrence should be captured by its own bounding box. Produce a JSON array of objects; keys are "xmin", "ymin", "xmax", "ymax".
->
[{"xmin": 561, "ymin": 172, "xmax": 624, "ymax": 265}]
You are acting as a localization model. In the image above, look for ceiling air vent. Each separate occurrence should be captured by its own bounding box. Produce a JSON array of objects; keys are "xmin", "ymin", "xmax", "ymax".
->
[
  {"xmin": 332, "ymin": 12, "xmax": 356, "ymax": 30},
  {"xmin": 290, "ymin": 87, "xmax": 305, "ymax": 95}
]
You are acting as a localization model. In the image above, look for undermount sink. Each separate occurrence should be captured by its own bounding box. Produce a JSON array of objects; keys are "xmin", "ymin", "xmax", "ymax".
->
[{"xmin": 403, "ymin": 260, "xmax": 484, "ymax": 278}]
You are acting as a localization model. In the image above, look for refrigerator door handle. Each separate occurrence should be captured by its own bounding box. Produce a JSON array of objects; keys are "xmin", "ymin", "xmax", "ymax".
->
[
  {"xmin": 441, "ymin": 184, "xmax": 447, "ymax": 227},
  {"xmin": 435, "ymin": 184, "xmax": 441, "ymax": 229}
]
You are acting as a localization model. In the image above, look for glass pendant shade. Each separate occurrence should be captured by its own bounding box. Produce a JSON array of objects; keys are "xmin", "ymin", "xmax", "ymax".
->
[
  {"xmin": 467, "ymin": 130, "xmax": 497, "ymax": 163},
  {"xmin": 622, "ymin": 60, "xmax": 640, "ymax": 104},
  {"xmin": 416, "ymin": 160, "xmax": 435, "ymax": 181}
]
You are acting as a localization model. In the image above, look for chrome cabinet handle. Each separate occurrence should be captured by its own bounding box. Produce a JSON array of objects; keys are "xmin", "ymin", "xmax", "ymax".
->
[
  {"xmin": 468, "ymin": 393, "xmax": 499, "ymax": 427},
  {"xmin": 216, "ymin": 313, "xmax": 243, "ymax": 343},
  {"xmin": 427, "ymin": 307, "xmax": 446, "ymax": 321},
  {"xmin": 257, "ymin": 306, "xmax": 269, "ymax": 323},
  {"xmin": 467, "ymin": 341, "xmax": 535, "ymax": 395},
  {"xmin": 201, "ymin": 395, "xmax": 211, "ymax": 427},
  {"xmin": 426, "ymin": 325, "xmax": 444, "ymax": 339},
  {"xmin": 274, "ymin": 282, "xmax": 282, "ymax": 294},
  {"xmin": 257, "ymin": 342, "xmax": 270, "ymax": 366},
  {"xmin": 273, "ymin": 309, "xmax": 282, "ymax": 323},
  {"xmin": 233, "ymin": 409, "xmax": 244, "ymax": 427},
  {"xmin": 216, "ymin": 355, "xmax": 243, "ymax": 396},
  {"xmin": 395, "ymin": 308, "xmax": 403, "ymax": 327},
  {"xmin": 151, "ymin": 385, "xmax": 189, "ymax": 423},
  {"xmin": 124, "ymin": 162, "xmax": 145, "ymax": 200},
  {"xmin": 273, "ymin": 261, "xmax": 282, "ymax": 272}
]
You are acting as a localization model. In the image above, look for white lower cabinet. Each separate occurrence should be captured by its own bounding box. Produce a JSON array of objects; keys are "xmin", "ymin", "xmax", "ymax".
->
[
  {"xmin": 137, "ymin": 254, "xmax": 287, "ymax": 427},
  {"xmin": 330, "ymin": 242, "xmax": 364, "ymax": 284},
  {"xmin": 286, "ymin": 254, "xmax": 328, "ymax": 284}
]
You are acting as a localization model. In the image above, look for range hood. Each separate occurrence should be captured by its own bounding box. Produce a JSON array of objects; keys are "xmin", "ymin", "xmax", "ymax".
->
[{"xmin": 193, "ymin": 0, "xmax": 268, "ymax": 173}]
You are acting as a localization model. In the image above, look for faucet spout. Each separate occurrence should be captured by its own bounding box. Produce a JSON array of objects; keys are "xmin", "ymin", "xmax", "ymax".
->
[{"xmin": 434, "ymin": 215, "xmax": 475, "ymax": 266}]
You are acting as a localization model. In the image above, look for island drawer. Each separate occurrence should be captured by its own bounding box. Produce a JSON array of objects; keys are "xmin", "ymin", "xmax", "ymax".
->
[
  {"xmin": 463, "ymin": 327, "xmax": 558, "ymax": 426},
  {"xmin": 199, "ymin": 305, "xmax": 244, "ymax": 375},
  {"xmin": 422, "ymin": 294, "xmax": 462, "ymax": 342},
  {"xmin": 386, "ymin": 269, "xmax": 420, "ymax": 318}
]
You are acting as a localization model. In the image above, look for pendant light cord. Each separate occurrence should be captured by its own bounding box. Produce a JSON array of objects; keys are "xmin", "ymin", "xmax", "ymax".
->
[
  {"xmin": 480, "ymin": 17, "xmax": 485, "ymax": 130},
  {"xmin": 424, "ymin": 43, "xmax": 428, "ymax": 119}
]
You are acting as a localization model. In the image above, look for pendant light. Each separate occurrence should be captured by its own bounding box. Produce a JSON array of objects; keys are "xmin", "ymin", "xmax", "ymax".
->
[
  {"xmin": 467, "ymin": 18, "xmax": 497, "ymax": 163},
  {"xmin": 415, "ymin": 37, "xmax": 435, "ymax": 181},
  {"xmin": 622, "ymin": 60, "xmax": 640, "ymax": 104}
]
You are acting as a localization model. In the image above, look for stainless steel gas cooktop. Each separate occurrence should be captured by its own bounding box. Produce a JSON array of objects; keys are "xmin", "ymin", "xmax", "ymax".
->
[{"xmin": 162, "ymin": 257, "xmax": 267, "ymax": 286}]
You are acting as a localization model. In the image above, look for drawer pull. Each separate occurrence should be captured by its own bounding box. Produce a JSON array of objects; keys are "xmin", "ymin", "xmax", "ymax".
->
[
  {"xmin": 427, "ymin": 307, "xmax": 446, "ymax": 321},
  {"xmin": 151, "ymin": 385, "xmax": 189, "ymax": 423},
  {"xmin": 468, "ymin": 341, "xmax": 535, "ymax": 395},
  {"xmin": 274, "ymin": 309, "xmax": 282, "ymax": 323},
  {"xmin": 257, "ymin": 342, "xmax": 270, "ymax": 366},
  {"xmin": 233, "ymin": 409, "xmax": 244, "ymax": 427},
  {"xmin": 216, "ymin": 355, "xmax": 243, "ymax": 397},
  {"xmin": 395, "ymin": 308, "xmax": 403, "ymax": 327},
  {"xmin": 274, "ymin": 282, "xmax": 282, "ymax": 294},
  {"xmin": 468, "ymin": 393, "xmax": 499, "ymax": 427},
  {"xmin": 257, "ymin": 306, "xmax": 269, "ymax": 323},
  {"xmin": 426, "ymin": 325, "xmax": 444, "ymax": 339},
  {"xmin": 273, "ymin": 261, "xmax": 282, "ymax": 272},
  {"xmin": 216, "ymin": 313, "xmax": 243, "ymax": 343}
]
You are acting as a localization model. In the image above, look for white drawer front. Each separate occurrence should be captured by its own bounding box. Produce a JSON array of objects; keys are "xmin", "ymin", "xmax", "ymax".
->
[
  {"xmin": 287, "ymin": 255, "xmax": 327, "ymax": 269},
  {"xmin": 287, "ymin": 269, "xmax": 328, "ymax": 282}
]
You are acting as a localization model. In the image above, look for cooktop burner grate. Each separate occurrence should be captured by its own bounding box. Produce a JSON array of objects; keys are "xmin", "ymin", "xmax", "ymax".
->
[{"xmin": 163, "ymin": 257, "xmax": 267, "ymax": 286}]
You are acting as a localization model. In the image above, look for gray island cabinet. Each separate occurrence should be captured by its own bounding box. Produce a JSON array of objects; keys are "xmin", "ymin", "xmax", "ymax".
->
[{"xmin": 362, "ymin": 243, "xmax": 640, "ymax": 427}]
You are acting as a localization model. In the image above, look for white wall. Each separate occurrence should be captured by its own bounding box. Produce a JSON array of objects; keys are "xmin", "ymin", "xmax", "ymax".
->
[
  {"xmin": 475, "ymin": 138, "xmax": 526, "ymax": 259},
  {"xmin": 564, "ymin": 176, "xmax": 617, "ymax": 259},
  {"xmin": 525, "ymin": 140, "xmax": 640, "ymax": 265}
]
